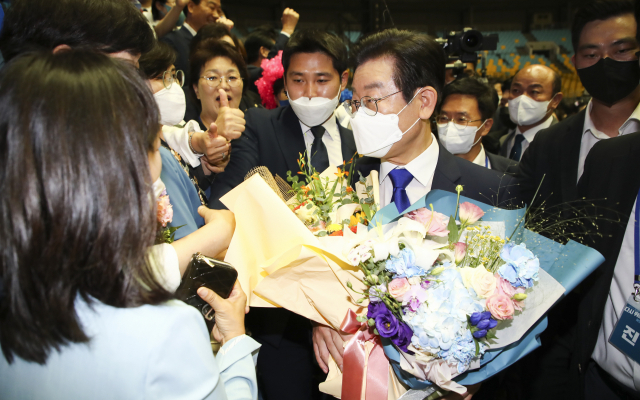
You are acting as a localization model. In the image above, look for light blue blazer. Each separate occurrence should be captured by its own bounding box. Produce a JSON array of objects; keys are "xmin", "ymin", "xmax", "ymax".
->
[{"xmin": 0, "ymin": 298, "xmax": 260, "ymax": 400}]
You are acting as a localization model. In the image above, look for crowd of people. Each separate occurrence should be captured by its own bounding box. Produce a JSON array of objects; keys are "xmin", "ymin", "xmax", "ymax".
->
[{"xmin": 0, "ymin": 0, "xmax": 639, "ymax": 399}]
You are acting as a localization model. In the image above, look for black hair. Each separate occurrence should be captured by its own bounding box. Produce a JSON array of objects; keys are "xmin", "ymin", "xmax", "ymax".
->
[
  {"xmin": 273, "ymin": 77, "xmax": 285, "ymax": 98},
  {"xmin": 571, "ymin": 0, "xmax": 635, "ymax": 51},
  {"xmin": 502, "ymin": 76, "xmax": 514, "ymax": 93},
  {"xmin": 441, "ymin": 77, "xmax": 497, "ymax": 120},
  {"xmin": 139, "ymin": 41, "xmax": 177, "ymax": 80},
  {"xmin": 152, "ymin": 0, "xmax": 169, "ymax": 21},
  {"xmin": 352, "ymin": 29, "xmax": 446, "ymax": 105},
  {"xmin": 282, "ymin": 29, "xmax": 348, "ymax": 76},
  {"xmin": 244, "ymin": 31, "xmax": 276, "ymax": 64},
  {"xmin": 189, "ymin": 38, "xmax": 249, "ymax": 102},
  {"xmin": 0, "ymin": 50, "xmax": 171, "ymax": 365},
  {"xmin": 191, "ymin": 22, "xmax": 247, "ymax": 62},
  {"xmin": 0, "ymin": 0, "xmax": 154, "ymax": 62}
]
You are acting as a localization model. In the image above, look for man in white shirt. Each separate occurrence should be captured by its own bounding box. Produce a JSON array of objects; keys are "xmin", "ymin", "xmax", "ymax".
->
[
  {"xmin": 311, "ymin": 29, "xmax": 521, "ymax": 400},
  {"xmin": 437, "ymin": 76, "xmax": 518, "ymax": 175},
  {"xmin": 498, "ymin": 64, "xmax": 563, "ymax": 161}
]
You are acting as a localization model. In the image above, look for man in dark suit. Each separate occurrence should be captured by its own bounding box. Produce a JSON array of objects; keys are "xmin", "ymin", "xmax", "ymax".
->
[
  {"xmin": 207, "ymin": 29, "xmax": 357, "ymax": 400},
  {"xmin": 570, "ymin": 131, "xmax": 640, "ymax": 399},
  {"xmin": 498, "ymin": 64, "xmax": 562, "ymax": 162},
  {"xmin": 312, "ymin": 28, "xmax": 521, "ymax": 400},
  {"xmin": 161, "ymin": 0, "xmax": 230, "ymax": 83},
  {"xmin": 244, "ymin": 8, "xmax": 299, "ymax": 95},
  {"xmin": 436, "ymin": 76, "xmax": 519, "ymax": 176}
]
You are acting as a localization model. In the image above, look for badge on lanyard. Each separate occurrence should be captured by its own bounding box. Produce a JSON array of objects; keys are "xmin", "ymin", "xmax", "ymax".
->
[{"xmin": 609, "ymin": 190, "xmax": 640, "ymax": 364}]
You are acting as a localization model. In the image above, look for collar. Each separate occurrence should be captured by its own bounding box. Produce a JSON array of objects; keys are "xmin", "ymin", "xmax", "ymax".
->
[
  {"xmin": 183, "ymin": 22, "xmax": 197, "ymax": 36},
  {"xmin": 583, "ymin": 99, "xmax": 640, "ymax": 140},
  {"xmin": 516, "ymin": 115, "xmax": 554, "ymax": 142},
  {"xmin": 471, "ymin": 145, "xmax": 487, "ymax": 167},
  {"xmin": 379, "ymin": 133, "xmax": 439, "ymax": 186},
  {"xmin": 299, "ymin": 113, "xmax": 340, "ymax": 142}
]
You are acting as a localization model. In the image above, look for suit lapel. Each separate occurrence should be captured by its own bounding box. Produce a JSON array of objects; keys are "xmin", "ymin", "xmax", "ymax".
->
[
  {"xmin": 500, "ymin": 129, "xmax": 515, "ymax": 157},
  {"xmin": 339, "ymin": 121, "xmax": 358, "ymax": 163},
  {"xmin": 272, "ymin": 106, "xmax": 307, "ymax": 173},
  {"xmin": 559, "ymin": 109, "xmax": 586, "ymax": 204},
  {"xmin": 432, "ymin": 143, "xmax": 462, "ymax": 192}
]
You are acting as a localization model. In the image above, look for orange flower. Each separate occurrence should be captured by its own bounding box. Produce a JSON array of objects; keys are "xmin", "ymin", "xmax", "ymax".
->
[
  {"xmin": 329, "ymin": 230, "xmax": 344, "ymax": 236},
  {"xmin": 297, "ymin": 171, "xmax": 304, "ymax": 175},
  {"xmin": 346, "ymin": 187, "xmax": 354, "ymax": 193}
]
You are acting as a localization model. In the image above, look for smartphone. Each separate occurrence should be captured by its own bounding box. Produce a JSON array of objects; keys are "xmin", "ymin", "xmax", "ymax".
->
[{"xmin": 174, "ymin": 253, "xmax": 238, "ymax": 326}]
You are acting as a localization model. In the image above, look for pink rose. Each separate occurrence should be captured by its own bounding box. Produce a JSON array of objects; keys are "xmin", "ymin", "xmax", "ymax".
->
[
  {"xmin": 459, "ymin": 202, "xmax": 484, "ymax": 225},
  {"xmin": 494, "ymin": 274, "xmax": 526, "ymax": 311},
  {"xmin": 388, "ymin": 278, "xmax": 410, "ymax": 299},
  {"xmin": 157, "ymin": 194, "xmax": 173, "ymax": 227},
  {"xmin": 405, "ymin": 208, "xmax": 449, "ymax": 237},
  {"xmin": 486, "ymin": 294, "xmax": 515, "ymax": 320},
  {"xmin": 453, "ymin": 242, "xmax": 467, "ymax": 264}
]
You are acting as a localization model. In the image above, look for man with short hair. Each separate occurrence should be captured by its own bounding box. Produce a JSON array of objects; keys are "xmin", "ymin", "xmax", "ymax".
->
[
  {"xmin": 498, "ymin": 64, "xmax": 563, "ymax": 161},
  {"xmin": 161, "ymin": 0, "xmax": 232, "ymax": 81},
  {"xmin": 437, "ymin": 77, "xmax": 518, "ymax": 174},
  {"xmin": 518, "ymin": 0, "xmax": 640, "ymax": 215}
]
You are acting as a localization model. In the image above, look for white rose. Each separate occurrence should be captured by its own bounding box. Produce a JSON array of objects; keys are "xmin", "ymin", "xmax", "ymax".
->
[{"xmin": 470, "ymin": 266, "xmax": 497, "ymax": 299}]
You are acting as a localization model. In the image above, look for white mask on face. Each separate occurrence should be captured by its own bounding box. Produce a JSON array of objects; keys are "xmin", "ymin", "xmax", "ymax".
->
[
  {"xmin": 437, "ymin": 120, "xmax": 486, "ymax": 155},
  {"xmin": 287, "ymin": 85, "xmax": 341, "ymax": 127},
  {"xmin": 350, "ymin": 90, "xmax": 422, "ymax": 158},
  {"xmin": 154, "ymin": 83, "xmax": 186, "ymax": 126},
  {"xmin": 508, "ymin": 95, "xmax": 551, "ymax": 126}
]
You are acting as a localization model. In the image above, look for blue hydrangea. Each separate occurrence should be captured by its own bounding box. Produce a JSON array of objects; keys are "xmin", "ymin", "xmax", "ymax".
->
[
  {"xmin": 384, "ymin": 248, "xmax": 427, "ymax": 278},
  {"xmin": 438, "ymin": 330, "xmax": 484, "ymax": 373},
  {"xmin": 498, "ymin": 243, "xmax": 540, "ymax": 288}
]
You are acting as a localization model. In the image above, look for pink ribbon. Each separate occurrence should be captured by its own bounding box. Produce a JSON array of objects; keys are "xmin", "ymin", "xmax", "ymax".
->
[{"xmin": 340, "ymin": 310, "xmax": 389, "ymax": 400}]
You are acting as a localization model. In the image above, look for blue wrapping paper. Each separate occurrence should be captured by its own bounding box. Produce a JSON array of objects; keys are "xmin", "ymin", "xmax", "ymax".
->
[{"xmin": 371, "ymin": 190, "xmax": 605, "ymax": 388}]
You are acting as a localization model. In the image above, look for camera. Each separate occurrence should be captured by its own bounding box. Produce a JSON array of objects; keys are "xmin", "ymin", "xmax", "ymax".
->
[{"xmin": 437, "ymin": 28, "xmax": 499, "ymax": 64}]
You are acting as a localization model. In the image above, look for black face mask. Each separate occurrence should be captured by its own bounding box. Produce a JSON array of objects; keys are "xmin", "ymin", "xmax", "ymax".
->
[
  {"xmin": 577, "ymin": 57, "xmax": 640, "ymax": 106},
  {"xmin": 499, "ymin": 106, "xmax": 517, "ymax": 130}
]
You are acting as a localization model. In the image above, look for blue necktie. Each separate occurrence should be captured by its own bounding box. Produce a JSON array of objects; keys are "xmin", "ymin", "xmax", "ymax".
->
[
  {"xmin": 509, "ymin": 134, "xmax": 525, "ymax": 161},
  {"xmin": 389, "ymin": 168, "xmax": 413, "ymax": 213},
  {"xmin": 310, "ymin": 126, "xmax": 329, "ymax": 173}
]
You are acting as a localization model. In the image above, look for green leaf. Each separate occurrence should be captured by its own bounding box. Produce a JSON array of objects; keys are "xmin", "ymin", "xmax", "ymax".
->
[
  {"xmin": 317, "ymin": 231, "xmax": 328, "ymax": 237},
  {"xmin": 447, "ymin": 215, "xmax": 459, "ymax": 244},
  {"xmin": 362, "ymin": 203, "xmax": 372, "ymax": 221},
  {"xmin": 474, "ymin": 338, "xmax": 480, "ymax": 356}
]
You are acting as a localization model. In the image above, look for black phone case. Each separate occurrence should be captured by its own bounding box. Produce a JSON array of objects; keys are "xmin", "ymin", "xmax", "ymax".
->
[{"xmin": 175, "ymin": 253, "xmax": 238, "ymax": 328}]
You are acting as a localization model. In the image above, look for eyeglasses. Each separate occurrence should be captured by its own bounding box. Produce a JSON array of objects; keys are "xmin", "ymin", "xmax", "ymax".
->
[
  {"xmin": 435, "ymin": 114, "xmax": 484, "ymax": 129},
  {"xmin": 341, "ymin": 90, "xmax": 402, "ymax": 117},
  {"xmin": 200, "ymin": 74, "xmax": 243, "ymax": 88},
  {"xmin": 162, "ymin": 70, "xmax": 184, "ymax": 89}
]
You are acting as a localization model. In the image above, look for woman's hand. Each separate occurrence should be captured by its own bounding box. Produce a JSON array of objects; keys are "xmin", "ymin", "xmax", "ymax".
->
[
  {"xmin": 197, "ymin": 280, "xmax": 248, "ymax": 345},
  {"xmin": 215, "ymin": 89, "xmax": 245, "ymax": 142}
]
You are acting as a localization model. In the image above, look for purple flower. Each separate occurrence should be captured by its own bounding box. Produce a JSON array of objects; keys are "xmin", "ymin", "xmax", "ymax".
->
[
  {"xmin": 421, "ymin": 280, "xmax": 431, "ymax": 289},
  {"xmin": 473, "ymin": 329, "xmax": 488, "ymax": 339},
  {"xmin": 374, "ymin": 308, "xmax": 399, "ymax": 338},
  {"xmin": 392, "ymin": 323, "xmax": 413, "ymax": 352},
  {"xmin": 488, "ymin": 318, "xmax": 498, "ymax": 329},
  {"xmin": 477, "ymin": 319, "xmax": 491, "ymax": 330},
  {"xmin": 368, "ymin": 285, "xmax": 387, "ymax": 302},
  {"xmin": 408, "ymin": 297, "xmax": 421, "ymax": 312},
  {"xmin": 470, "ymin": 311, "xmax": 492, "ymax": 326},
  {"xmin": 367, "ymin": 301, "xmax": 388, "ymax": 320}
]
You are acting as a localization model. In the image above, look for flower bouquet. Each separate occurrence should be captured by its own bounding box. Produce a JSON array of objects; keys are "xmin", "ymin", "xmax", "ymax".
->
[
  {"xmin": 220, "ymin": 173, "xmax": 605, "ymax": 399},
  {"xmin": 155, "ymin": 188, "xmax": 181, "ymax": 244}
]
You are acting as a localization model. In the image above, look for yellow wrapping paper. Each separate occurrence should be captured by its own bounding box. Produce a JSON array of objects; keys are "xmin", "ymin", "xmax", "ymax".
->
[{"xmin": 221, "ymin": 174, "xmax": 408, "ymax": 398}]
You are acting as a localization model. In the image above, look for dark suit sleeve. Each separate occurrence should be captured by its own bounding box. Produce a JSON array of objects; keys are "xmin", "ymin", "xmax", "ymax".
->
[
  {"xmin": 207, "ymin": 110, "xmax": 261, "ymax": 209},
  {"xmin": 267, "ymin": 32, "xmax": 289, "ymax": 59}
]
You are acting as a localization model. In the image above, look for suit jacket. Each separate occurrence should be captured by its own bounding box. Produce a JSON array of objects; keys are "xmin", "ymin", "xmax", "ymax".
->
[
  {"xmin": 569, "ymin": 132, "xmax": 640, "ymax": 396},
  {"xmin": 358, "ymin": 142, "xmax": 522, "ymax": 209},
  {"xmin": 516, "ymin": 109, "xmax": 586, "ymax": 214},
  {"xmin": 499, "ymin": 116, "xmax": 559, "ymax": 159},
  {"xmin": 161, "ymin": 26, "xmax": 194, "ymax": 85},
  {"xmin": 487, "ymin": 151, "xmax": 519, "ymax": 175},
  {"xmin": 208, "ymin": 105, "xmax": 359, "ymax": 209}
]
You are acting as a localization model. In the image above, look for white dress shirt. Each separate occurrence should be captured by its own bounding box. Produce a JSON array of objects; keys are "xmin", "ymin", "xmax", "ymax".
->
[
  {"xmin": 182, "ymin": 22, "xmax": 197, "ymax": 37},
  {"xmin": 471, "ymin": 145, "xmax": 491, "ymax": 169},
  {"xmin": 300, "ymin": 115, "xmax": 344, "ymax": 170},
  {"xmin": 505, "ymin": 116, "xmax": 554, "ymax": 160},
  {"xmin": 592, "ymin": 200, "xmax": 640, "ymax": 391},
  {"xmin": 577, "ymin": 100, "xmax": 640, "ymax": 182},
  {"xmin": 379, "ymin": 134, "xmax": 440, "ymax": 208}
]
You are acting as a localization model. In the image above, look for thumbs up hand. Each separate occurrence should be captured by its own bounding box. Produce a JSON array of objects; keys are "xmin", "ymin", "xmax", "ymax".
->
[{"xmin": 215, "ymin": 89, "xmax": 245, "ymax": 142}]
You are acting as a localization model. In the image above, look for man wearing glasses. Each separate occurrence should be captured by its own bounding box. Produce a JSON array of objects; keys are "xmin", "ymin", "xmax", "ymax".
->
[{"xmin": 436, "ymin": 77, "xmax": 518, "ymax": 175}]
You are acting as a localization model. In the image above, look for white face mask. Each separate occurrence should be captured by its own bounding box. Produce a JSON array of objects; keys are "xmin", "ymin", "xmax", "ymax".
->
[
  {"xmin": 154, "ymin": 83, "xmax": 186, "ymax": 127},
  {"xmin": 437, "ymin": 120, "xmax": 486, "ymax": 155},
  {"xmin": 287, "ymin": 85, "xmax": 341, "ymax": 127},
  {"xmin": 508, "ymin": 95, "xmax": 550, "ymax": 126},
  {"xmin": 350, "ymin": 90, "xmax": 421, "ymax": 158}
]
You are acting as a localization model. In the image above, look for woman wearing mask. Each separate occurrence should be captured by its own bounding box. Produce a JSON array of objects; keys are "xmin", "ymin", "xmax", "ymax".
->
[{"xmin": 0, "ymin": 50, "xmax": 258, "ymax": 399}]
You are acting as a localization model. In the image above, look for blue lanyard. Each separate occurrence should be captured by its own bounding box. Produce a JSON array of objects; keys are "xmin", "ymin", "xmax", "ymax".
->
[
  {"xmin": 635, "ymin": 188, "xmax": 640, "ymax": 287},
  {"xmin": 485, "ymin": 155, "xmax": 489, "ymax": 169}
]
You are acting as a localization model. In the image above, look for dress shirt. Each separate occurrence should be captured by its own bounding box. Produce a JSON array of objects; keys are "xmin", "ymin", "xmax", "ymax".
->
[
  {"xmin": 182, "ymin": 22, "xmax": 197, "ymax": 37},
  {"xmin": 506, "ymin": 116, "xmax": 554, "ymax": 160},
  {"xmin": 592, "ymin": 200, "xmax": 640, "ymax": 391},
  {"xmin": 150, "ymin": 243, "xmax": 181, "ymax": 293},
  {"xmin": 379, "ymin": 134, "xmax": 440, "ymax": 208},
  {"xmin": 163, "ymin": 120, "xmax": 202, "ymax": 168},
  {"xmin": 300, "ymin": 114, "xmax": 343, "ymax": 169},
  {"xmin": 471, "ymin": 145, "xmax": 491, "ymax": 169},
  {"xmin": 577, "ymin": 100, "xmax": 640, "ymax": 182}
]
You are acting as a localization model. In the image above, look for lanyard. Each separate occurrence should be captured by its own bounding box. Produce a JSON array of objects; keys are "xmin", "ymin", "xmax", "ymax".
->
[
  {"xmin": 485, "ymin": 155, "xmax": 489, "ymax": 169},
  {"xmin": 634, "ymin": 188, "xmax": 640, "ymax": 300}
]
